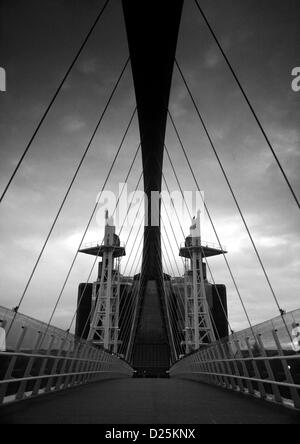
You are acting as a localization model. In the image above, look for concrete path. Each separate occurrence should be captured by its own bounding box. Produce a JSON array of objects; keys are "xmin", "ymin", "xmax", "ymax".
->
[{"xmin": 0, "ymin": 378, "xmax": 299, "ymax": 424}]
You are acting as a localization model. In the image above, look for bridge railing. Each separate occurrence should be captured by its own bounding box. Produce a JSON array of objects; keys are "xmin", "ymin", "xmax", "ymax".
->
[
  {"xmin": 170, "ymin": 309, "xmax": 300, "ymax": 410},
  {"xmin": 0, "ymin": 307, "xmax": 133, "ymax": 406}
]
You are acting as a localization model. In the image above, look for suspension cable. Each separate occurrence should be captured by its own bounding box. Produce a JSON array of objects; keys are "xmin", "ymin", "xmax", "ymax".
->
[
  {"xmin": 152, "ymin": 234, "xmax": 178, "ymax": 360},
  {"xmin": 161, "ymin": 173, "xmax": 233, "ymax": 338},
  {"xmin": 124, "ymin": 227, "xmax": 158, "ymax": 360},
  {"xmin": 161, "ymin": 223, "xmax": 187, "ymax": 328},
  {"xmin": 119, "ymin": 238, "xmax": 146, "ymax": 357},
  {"xmin": 121, "ymin": 230, "xmax": 155, "ymax": 359},
  {"xmin": 80, "ymin": 220, "xmax": 145, "ymax": 352},
  {"xmin": 47, "ymin": 141, "xmax": 139, "ymax": 334},
  {"xmin": 6, "ymin": 71, "xmax": 132, "ymax": 337},
  {"xmin": 44, "ymin": 141, "xmax": 141, "ymax": 343},
  {"xmin": 192, "ymin": 0, "xmax": 299, "ymax": 210},
  {"xmin": 161, "ymin": 241, "xmax": 222, "ymax": 349},
  {"xmin": 0, "ymin": 0, "xmax": 111, "ymax": 205},
  {"xmin": 162, "ymin": 168, "xmax": 242, "ymax": 334},
  {"xmin": 70, "ymin": 166, "xmax": 144, "ymax": 344},
  {"xmin": 173, "ymin": 65, "xmax": 292, "ymax": 340},
  {"xmin": 76, "ymin": 196, "xmax": 144, "ymax": 340},
  {"xmin": 71, "ymin": 169, "xmax": 143, "ymax": 334},
  {"xmin": 74, "ymin": 206, "xmax": 144, "ymax": 354},
  {"xmin": 161, "ymin": 195, "xmax": 228, "ymax": 338},
  {"xmin": 164, "ymin": 144, "xmax": 233, "ymax": 333},
  {"xmin": 167, "ymin": 111, "xmax": 255, "ymax": 333},
  {"xmin": 116, "ymin": 226, "xmax": 151, "ymax": 358},
  {"xmin": 161, "ymin": 253, "xmax": 184, "ymax": 356}
]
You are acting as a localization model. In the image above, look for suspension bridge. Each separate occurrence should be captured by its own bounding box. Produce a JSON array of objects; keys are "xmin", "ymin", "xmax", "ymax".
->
[{"xmin": 0, "ymin": 0, "xmax": 300, "ymax": 425}]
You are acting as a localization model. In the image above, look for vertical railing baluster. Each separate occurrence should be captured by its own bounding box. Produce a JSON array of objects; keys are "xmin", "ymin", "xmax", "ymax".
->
[
  {"xmin": 219, "ymin": 341, "xmax": 237, "ymax": 390},
  {"xmin": 245, "ymin": 337, "xmax": 267, "ymax": 400},
  {"xmin": 32, "ymin": 335, "xmax": 55, "ymax": 397},
  {"xmin": 94, "ymin": 349, "xmax": 103, "ymax": 382},
  {"xmin": 91, "ymin": 348, "xmax": 100, "ymax": 382},
  {"xmin": 203, "ymin": 349, "xmax": 214, "ymax": 385},
  {"xmin": 234, "ymin": 339, "xmax": 254, "ymax": 395},
  {"xmin": 45, "ymin": 337, "xmax": 67, "ymax": 393},
  {"xmin": 207, "ymin": 347, "xmax": 221, "ymax": 386},
  {"xmin": 55, "ymin": 339, "xmax": 73, "ymax": 391},
  {"xmin": 226, "ymin": 339, "xmax": 244, "ymax": 392},
  {"xmin": 202, "ymin": 350, "xmax": 210, "ymax": 383},
  {"xmin": 63, "ymin": 341, "xmax": 81, "ymax": 390},
  {"xmin": 215, "ymin": 344, "xmax": 228, "ymax": 388},
  {"xmin": 69, "ymin": 342, "xmax": 85, "ymax": 387},
  {"xmin": 81, "ymin": 345, "xmax": 94, "ymax": 384},
  {"xmin": 74, "ymin": 342, "xmax": 89, "ymax": 386},
  {"xmin": 256, "ymin": 334, "xmax": 282, "ymax": 404},
  {"xmin": 0, "ymin": 326, "xmax": 28, "ymax": 404},
  {"xmin": 16, "ymin": 331, "xmax": 43, "ymax": 401},
  {"xmin": 272, "ymin": 329, "xmax": 300, "ymax": 409},
  {"xmin": 87, "ymin": 348, "xmax": 98, "ymax": 383}
]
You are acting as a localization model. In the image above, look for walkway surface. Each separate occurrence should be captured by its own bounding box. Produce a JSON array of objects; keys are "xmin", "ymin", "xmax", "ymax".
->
[{"xmin": 0, "ymin": 378, "xmax": 299, "ymax": 424}]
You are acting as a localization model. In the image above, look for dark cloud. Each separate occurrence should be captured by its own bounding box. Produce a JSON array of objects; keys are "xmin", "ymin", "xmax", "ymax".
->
[{"xmin": 0, "ymin": 0, "xmax": 299, "ymax": 331}]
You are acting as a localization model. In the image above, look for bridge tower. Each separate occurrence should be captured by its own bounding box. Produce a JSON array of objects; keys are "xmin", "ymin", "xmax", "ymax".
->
[
  {"xmin": 79, "ymin": 211, "xmax": 125, "ymax": 352},
  {"xmin": 180, "ymin": 212, "xmax": 225, "ymax": 353}
]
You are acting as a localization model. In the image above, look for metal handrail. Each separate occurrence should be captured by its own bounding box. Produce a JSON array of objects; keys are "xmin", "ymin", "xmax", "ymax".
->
[
  {"xmin": 170, "ymin": 325, "xmax": 300, "ymax": 410},
  {"xmin": 0, "ymin": 370, "xmax": 132, "ymax": 386},
  {"xmin": 81, "ymin": 240, "xmax": 126, "ymax": 249},
  {"xmin": 180, "ymin": 240, "xmax": 226, "ymax": 251},
  {"xmin": 0, "ymin": 351, "xmax": 124, "ymax": 365},
  {"xmin": 173, "ymin": 370, "xmax": 300, "ymax": 391},
  {"xmin": 0, "ymin": 309, "xmax": 134, "ymax": 406}
]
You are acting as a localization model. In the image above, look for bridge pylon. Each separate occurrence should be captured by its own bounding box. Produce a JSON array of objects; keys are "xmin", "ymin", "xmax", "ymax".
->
[
  {"xmin": 79, "ymin": 211, "xmax": 126, "ymax": 352},
  {"xmin": 180, "ymin": 212, "xmax": 226, "ymax": 353}
]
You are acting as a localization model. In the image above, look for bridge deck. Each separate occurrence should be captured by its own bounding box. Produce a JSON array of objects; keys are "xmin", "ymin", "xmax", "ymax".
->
[{"xmin": 0, "ymin": 379, "xmax": 299, "ymax": 424}]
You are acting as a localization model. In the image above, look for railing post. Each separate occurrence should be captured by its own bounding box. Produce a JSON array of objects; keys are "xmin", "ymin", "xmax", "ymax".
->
[
  {"xmin": 86, "ymin": 348, "xmax": 98, "ymax": 383},
  {"xmin": 219, "ymin": 341, "xmax": 237, "ymax": 390},
  {"xmin": 0, "ymin": 326, "xmax": 28, "ymax": 404},
  {"xmin": 16, "ymin": 330, "xmax": 43, "ymax": 401},
  {"xmin": 32, "ymin": 335, "xmax": 55, "ymax": 397},
  {"xmin": 103, "ymin": 350, "xmax": 109, "ymax": 374},
  {"xmin": 195, "ymin": 354, "xmax": 203, "ymax": 380},
  {"xmin": 73, "ymin": 342, "xmax": 90, "ymax": 386},
  {"xmin": 94, "ymin": 349, "xmax": 103, "ymax": 382},
  {"xmin": 62, "ymin": 341, "xmax": 81, "ymax": 390},
  {"xmin": 256, "ymin": 334, "xmax": 282, "ymax": 404},
  {"xmin": 202, "ymin": 351, "xmax": 213, "ymax": 383},
  {"xmin": 81, "ymin": 345, "xmax": 94, "ymax": 384},
  {"xmin": 234, "ymin": 339, "xmax": 254, "ymax": 395},
  {"xmin": 94, "ymin": 348, "xmax": 103, "ymax": 382},
  {"xmin": 55, "ymin": 339, "xmax": 74, "ymax": 391},
  {"xmin": 206, "ymin": 347, "xmax": 222, "ymax": 387},
  {"xmin": 213, "ymin": 344, "xmax": 230, "ymax": 389},
  {"xmin": 45, "ymin": 337, "xmax": 67, "ymax": 393},
  {"xmin": 69, "ymin": 342, "xmax": 86, "ymax": 387},
  {"xmin": 226, "ymin": 340, "xmax": 245, "ymax": 393},
  {"xmin": 203, "ymin": 349, "xmax": 215, "ymax": 385},
  {"xmin": 245, "ymin": 337, "xmax": 267, "ymax": 400},
  {"xmin": 272, "ymin": 329, "xmax": 300, "ymax": 409}
]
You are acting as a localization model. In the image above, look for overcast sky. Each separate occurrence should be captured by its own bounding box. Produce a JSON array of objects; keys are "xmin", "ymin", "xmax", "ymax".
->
[{"xmin": 0, "ymin": 0, "xmax": 299, "ymax": 332}]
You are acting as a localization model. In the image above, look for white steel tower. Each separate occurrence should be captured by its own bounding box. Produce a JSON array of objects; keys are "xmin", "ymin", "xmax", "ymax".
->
[
  {"xmin": 180, "ymin": 212, "xmax": 217, "ymax": 353},
  {"xmin": 80, "ymin": 211, "xmax": 125, "ymax": 352}
]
